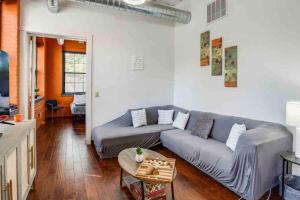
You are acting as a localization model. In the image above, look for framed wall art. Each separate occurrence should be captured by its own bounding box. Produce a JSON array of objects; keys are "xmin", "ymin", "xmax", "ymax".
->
[
  {"xmin": 200, "ymin": 31, "xmax": 210, "ymax": 66},
  {"xmin": 211, "ymin": 38, "xmax": 222, "ymax": 76},
  {"xmin": 224, "ymin": 46, "xmax": 238, "ymax": 87}
]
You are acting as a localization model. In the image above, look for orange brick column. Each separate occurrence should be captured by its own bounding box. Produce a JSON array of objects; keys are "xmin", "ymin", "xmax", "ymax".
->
[{"xmin": 0, "ymin": 0, "xmax": 20, "ymax": 106}]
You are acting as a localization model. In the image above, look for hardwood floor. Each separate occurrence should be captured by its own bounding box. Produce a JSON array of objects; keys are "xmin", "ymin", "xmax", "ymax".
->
[{"xmin": 27, "ymin": 118, "xmax": 281, "ymax": 200}]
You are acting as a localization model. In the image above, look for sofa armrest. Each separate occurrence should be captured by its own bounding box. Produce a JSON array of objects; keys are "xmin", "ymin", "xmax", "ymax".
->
[
  {"xmin": 235, "ymin": 125, "xmax": 291, "ymax": 154},
  {"xmin": 105, "ymin": 110, "xmax": 133, "ymax": 127},
  {"xmin": 232, "ymin": 124, "xmax": 292, "ymax": 200}
]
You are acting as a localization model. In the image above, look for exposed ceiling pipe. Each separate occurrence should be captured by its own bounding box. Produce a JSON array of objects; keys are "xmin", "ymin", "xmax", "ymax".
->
[{"xmin": 47, "ymin": 0, "xmax": 192, "ymax": 24}]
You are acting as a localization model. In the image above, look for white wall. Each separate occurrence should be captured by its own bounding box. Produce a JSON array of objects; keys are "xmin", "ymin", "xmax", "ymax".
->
[
  {"xmin": 21, "ymin": 0, "xmax": 300, "ymax": 126},
  {"xmin": 174, "ymin": 0, "xmax": 300, "ymax": 124},
  {"xmin": 21, "ymin": 0, "xmax": 175, "ymax": 127}
]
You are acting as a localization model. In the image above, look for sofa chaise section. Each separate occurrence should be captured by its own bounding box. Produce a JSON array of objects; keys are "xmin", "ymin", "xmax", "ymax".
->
[
  {"xmin": 92, "ymin": 105, "xmax": 187, "ymax": 159},
  {"xmin": 92, "ymin": 124, "xmax": 174, "ymax": 159}
]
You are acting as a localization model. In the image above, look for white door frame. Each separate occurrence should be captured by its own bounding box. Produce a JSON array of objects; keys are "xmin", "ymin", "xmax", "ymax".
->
[{"xmin": 19, "ymin": 30, "xmax": 93, "ymax": 145}]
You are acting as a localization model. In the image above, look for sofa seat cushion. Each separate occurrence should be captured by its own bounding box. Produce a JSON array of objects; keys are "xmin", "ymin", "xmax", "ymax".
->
[
  {"xmin": 92, "ymin": 124, "xmax": 174, "ymax": 159},
  {"xmin": 160, "ymin": 129, "xmax": 234, "ymax": 174}
]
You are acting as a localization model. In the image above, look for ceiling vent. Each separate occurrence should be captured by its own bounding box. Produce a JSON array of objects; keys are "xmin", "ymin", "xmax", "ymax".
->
[
  {"xmin": 207, "ymin": 0, "xmax": 226, "ymax": 24},
  {"xmin": 48, "ymin": 0, "xmax": 59, "ymax": 13}
]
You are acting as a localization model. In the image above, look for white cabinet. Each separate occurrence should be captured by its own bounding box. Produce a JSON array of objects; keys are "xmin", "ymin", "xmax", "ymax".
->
[
  {"xmin": 20, "ymin": 136, "xmax": 29, "ymax": 199},
  {"xmin": 0, "ymin": 158, "xmax": 4, "ymax": 200},
  {"xmin": 5, "ymin": 148, "xmax": 18, "ymax": 200},
  {"xmin": 0, "ymin": 120, "xmax": 36, "ymax": 200},
  {"xmin": 28, "ymin": 129, "xmax": 36, "ymax": 183},
  {"xmin": 20, "ymin": 127, "xmax": 36, "ymax": 200}
]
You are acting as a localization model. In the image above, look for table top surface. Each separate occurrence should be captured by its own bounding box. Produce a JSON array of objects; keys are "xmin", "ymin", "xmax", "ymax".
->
[
  {"xmin": 280, "ymin": 151, "xmax": 300, "ymax": 165},
  {"xmin": 118, "ymin": 148, "xmax": 177, "ymax": 183}
]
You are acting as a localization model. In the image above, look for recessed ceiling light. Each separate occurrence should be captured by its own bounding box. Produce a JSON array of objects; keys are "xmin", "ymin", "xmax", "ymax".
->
[{"xmin": 123, "ymin": 0, "xmax": 146, "ymax": 6}]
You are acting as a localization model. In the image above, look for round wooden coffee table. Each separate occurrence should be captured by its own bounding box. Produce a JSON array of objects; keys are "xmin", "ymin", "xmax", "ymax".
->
[{"xmin": 118, "ymin": 148, "xmax": 177, "ymax": 200}]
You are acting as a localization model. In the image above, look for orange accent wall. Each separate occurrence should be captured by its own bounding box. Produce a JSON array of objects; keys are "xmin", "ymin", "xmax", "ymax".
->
[
  {"xmin": 42, "ymin": 38, "xmax": 86, "ymax": 117},
  {"xmin": 63, "ymin": 40, "xmax": 86, "ymax": 53},
  {"xmin": 0, "ymin": 0, "xmax": 20, "ymax": 106}
]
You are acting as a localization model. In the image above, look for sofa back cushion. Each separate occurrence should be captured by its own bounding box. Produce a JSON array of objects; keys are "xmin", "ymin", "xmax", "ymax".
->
[
  {"xmin": 207, "ymin": 113, "xmax": 271, "ymax": 143},
  {"xmin": 191, "ymin": 119, "xmax": 214, "ymax": 139},
  {"xmin": 124, "ymin": 105, "xmax": 188, "ymax": 126},
  {"xmin": 158, "ymin": 110, "xmax": 174, "ymax": 124},
  {"xmin": 145, "ymin": 105, "xmax": 173, "ymax": 125},
  {"xmin": 146, "ymin": 105, "xmax": 189, "ymax": 125},
  {"xmin": 186, "ymin": 110, "xmax": 271, "ymax": 143},
  {"xmin": 210, "ymin": 116, "xmax": 236, "ymax": 143},
  {"xmin": 172, "ymin": 106, "xmax": 189, "ymax": 118},
  {"xmin": 186, "ymin": 110, "xmax": 208, "ymax": 130}
]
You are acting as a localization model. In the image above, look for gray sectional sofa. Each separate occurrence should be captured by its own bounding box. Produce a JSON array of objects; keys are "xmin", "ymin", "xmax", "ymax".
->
[{"xmin": 92, "ymin": 105, "xmax": 292, "ymax": 200}]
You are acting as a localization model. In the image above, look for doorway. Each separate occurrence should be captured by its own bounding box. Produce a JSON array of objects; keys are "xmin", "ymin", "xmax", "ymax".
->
[
  {"xmin": 36, "ymin": 37, "xmax": 87, "ymax": 133},
  {"xmin": 20, "ymin": 32, "xmax": 93, "ymax": 144}
]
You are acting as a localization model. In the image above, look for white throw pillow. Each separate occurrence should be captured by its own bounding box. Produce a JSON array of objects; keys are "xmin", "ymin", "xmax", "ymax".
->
[
  {"xmin": 226, "ymin": 123, "xmax": 247, "ymax": 151},
  {"xmin": 173, "ymin": 112, "xmax": 190, "ymax": 130},
  {"xmin": 131, "ymin": 109, "xmax": 147, "ymax": 128},
  {"xmin": 158, "ymin": 110, "xmax": 174, "ymax": 124},
  {"xmin": 74, "ymin": 94, "xmax": 86, "ymax": 105}
]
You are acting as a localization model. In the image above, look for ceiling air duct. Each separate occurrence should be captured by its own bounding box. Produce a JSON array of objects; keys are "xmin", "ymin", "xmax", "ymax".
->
[{"xmin": 47, "ymin": 0, "xmax": 191, "ymax": 24}]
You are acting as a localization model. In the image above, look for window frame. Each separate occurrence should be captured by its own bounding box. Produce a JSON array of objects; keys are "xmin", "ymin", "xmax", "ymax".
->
[{"xmin": 62, "ymin": 51, "xmax": 87, "ymax": 96}]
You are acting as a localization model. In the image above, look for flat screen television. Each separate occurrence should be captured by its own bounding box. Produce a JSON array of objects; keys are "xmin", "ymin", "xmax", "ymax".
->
[{"xmin": 0, "ymin": 50, "xmax": 9, "ymax": 108}]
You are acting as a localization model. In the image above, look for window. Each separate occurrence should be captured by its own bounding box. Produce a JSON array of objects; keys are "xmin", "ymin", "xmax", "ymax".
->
[{"xmin": 62, "ymin": 51, "xmax": 86, "ymax": 95}]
